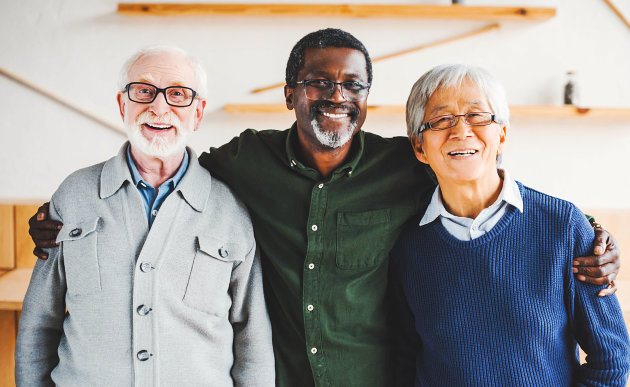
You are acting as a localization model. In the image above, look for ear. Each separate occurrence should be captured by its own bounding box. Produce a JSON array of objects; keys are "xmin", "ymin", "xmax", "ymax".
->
[
  {"xmin": 411, "ymin": 136, "xmax": 429, "ymax": 165},
  {"xmin": 192, "ymin": 98, "xmax": 206, "ymax": 132},
  {"xmin": 284, "ymin": 85, "xmax": 295, "ymax": 110},
  {"xmin": 117, "ymin": 92, "xmax": 126, "ymax": 121},
  {"xmin": 497, "ymin": 124, "xmax": 507, "ymax": 156}
]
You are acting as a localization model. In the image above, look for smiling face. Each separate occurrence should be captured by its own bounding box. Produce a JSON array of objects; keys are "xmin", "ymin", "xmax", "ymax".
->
[
  {"xmin": 117, "ymin": 51, "xmax": 205, "ymax": 158},
  {"xmin": 412, "ymin": 78, "xmax": 506, "ymax": 187},
  {"xmin": 285, "ymin": 47, "xmax": 368, "ymax": 150}
]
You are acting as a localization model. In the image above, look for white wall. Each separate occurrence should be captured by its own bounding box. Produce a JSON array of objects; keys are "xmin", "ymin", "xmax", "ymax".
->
[{"xmin": 1, "ymin": 0, "xmax": 629, "ymax": 208}]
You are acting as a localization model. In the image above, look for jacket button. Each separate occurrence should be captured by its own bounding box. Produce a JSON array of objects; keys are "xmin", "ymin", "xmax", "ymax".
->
[
  {"xmin": 137, "ymin": 350, "xmax": 150, "ymax": 361},
  {"xmin": 69, "ymin": 228, "xmax": 82, "ymax": 237},
  {"xmin": 140, "ymin": 262, "xmax": 153, "ymax": 272},
  {"xmin": 218, "ymin": 247, "xmax": 229, "ymax": 258},
  {"xmin": 137, "ymin": 304, "xmax": 151, "ymax": 316}
]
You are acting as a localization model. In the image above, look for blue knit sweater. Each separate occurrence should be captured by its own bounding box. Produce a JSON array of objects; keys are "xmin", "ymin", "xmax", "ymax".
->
[{"xmin": 390, "ymin": 183, "xmax": 630, "ymax": 386}]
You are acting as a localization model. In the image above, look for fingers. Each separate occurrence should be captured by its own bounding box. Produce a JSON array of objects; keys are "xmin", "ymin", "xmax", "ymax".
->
[
  {"xmin": 573, "ymin": 261, "xmax": 619, "ymax": 278},
  {"xmin": 592, "ymin": 228, "xmax": 608, "ymax": 255},
  {"xmin": 33, "ymin": 238, "xmax": 60, "ymax": 249},
  {"xmin": 575, "ymin": 271, "xmax": 617, "ymax": 286},
  {"xmin": 33, "ymin": 247, "xmax": 48, "ymax": 260},
  {"xmin": 599, "ymin": 282, "xmax": 618, "ymax": 297},
  {"xmin": 573, "ymin": 241, "xmax": 619, "ymax": 267}
]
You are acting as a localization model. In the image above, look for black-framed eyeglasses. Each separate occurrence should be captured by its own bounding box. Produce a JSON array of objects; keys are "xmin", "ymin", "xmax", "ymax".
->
[
  {"xmin": 296, "ymin": 79, "xmax": 371, "ymax": 102},
  {"xmin": 125, "ymin": 82, "xmax": 197, "ymax": 107},
  {"xmin": 419, "ymin": 112, "xmax": 496, "ymax": 133}
]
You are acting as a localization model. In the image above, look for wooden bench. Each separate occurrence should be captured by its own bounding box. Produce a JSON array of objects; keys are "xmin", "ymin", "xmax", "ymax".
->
[{"xmin": 0, "ymin": 204, "xmax": 628, "ymax": 384}]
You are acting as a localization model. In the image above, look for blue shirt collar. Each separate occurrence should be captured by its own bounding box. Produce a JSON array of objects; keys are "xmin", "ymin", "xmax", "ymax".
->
[
  {"xmin": 420, "ymin": 169, "xmax": 524, "ymax": 227},
  {"xmin": 126, "ymin": 144, "xmax": 189, "ymax": 191}
]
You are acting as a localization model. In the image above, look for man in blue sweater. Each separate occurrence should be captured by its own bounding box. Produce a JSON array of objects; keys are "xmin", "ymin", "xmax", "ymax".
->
[{"xmin": 391, "ymin": 64, "xmax": 630, "ymax": 385}]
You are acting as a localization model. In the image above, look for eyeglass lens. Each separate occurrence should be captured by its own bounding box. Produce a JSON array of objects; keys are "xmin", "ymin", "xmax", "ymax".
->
[
  {"xmin": 427, "ymin": 112, "xmax": 493, "ymax": 130},
  {"xmin": 302, "ymin": 80, "xmax": 368, "ymax": 102},
  {"xmin": 127, "ymin": 83, "xmax": 195, "ymax": 107}
]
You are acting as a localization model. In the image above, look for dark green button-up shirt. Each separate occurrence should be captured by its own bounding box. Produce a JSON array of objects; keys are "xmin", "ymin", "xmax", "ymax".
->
[{"xmin": 199, "ymin": 124, "xmax": 435, "ymax": 386}]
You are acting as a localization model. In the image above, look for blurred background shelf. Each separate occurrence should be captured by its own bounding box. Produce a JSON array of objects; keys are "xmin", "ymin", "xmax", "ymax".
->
[{"xmin": 117, "ymin": 3, "xmax": 556, "ymax": 21}]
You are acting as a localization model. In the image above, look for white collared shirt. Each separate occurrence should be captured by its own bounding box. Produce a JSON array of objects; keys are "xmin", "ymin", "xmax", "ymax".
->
[{"xmin": 419, "ymin": 169, "xmax": 524, "ymax": 241}]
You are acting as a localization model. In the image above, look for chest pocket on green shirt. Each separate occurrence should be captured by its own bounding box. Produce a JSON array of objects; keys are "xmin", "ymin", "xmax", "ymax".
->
[{"xmin": 336, "ymin": 209, "xmax": 391, "ymax": 270}]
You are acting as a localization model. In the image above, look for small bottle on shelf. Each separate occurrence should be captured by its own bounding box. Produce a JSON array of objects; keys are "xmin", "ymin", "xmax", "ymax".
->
[{"xmin": 564, "ymin": 71, "xmax": 579, "ymax": 106}]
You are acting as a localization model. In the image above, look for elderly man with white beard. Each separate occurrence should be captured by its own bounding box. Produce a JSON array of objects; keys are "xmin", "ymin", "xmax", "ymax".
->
[{"xmin": 15, "ymin": 46, "xmax": 274, "ymax": 387}]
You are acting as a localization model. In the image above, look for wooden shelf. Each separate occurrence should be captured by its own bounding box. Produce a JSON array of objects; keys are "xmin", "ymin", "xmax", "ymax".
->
[
  {"xmin": 118, "ymin": 3, "xmax": 556, "ymax": 21},
  {"xmin": 224, "ymin": 104, "xmax": 630, "ymax": 118}
]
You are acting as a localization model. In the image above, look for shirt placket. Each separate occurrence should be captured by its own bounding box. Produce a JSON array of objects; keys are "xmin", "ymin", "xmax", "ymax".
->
[{"xmin": 303, "ymin": 180, "xmax": 329, "ymax": 384}]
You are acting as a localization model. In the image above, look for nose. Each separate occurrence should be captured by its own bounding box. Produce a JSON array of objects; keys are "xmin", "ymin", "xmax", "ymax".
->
[
  {"xmin": 449, "ymin": 116, "xmax": 475, "ymax": 139},
  {"xmin": 148, "ymin": 91, "xmax": 171, "ymax": 116},
  {"xmin": 325, "ymin": 83, "xmax": 347, "ymax": 103}
]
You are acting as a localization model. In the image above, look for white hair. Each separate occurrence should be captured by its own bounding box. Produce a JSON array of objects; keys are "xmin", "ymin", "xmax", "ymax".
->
[
  {"xmin": 406, "ymin": 64, "xmax": 509, "ymax": 142},
  {"xmin": 118, "ymin": 45, "xmax": 208, "ymax": 99}
]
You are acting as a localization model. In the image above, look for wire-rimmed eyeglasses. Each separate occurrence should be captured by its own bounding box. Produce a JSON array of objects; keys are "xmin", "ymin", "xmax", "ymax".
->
[
  {"xmin": 125, "ymin": 82, "xmax": 198, "ymax": 107},
  {"xmin": 419, "ymin": 112, "xmax": 496, "ymax": 133}
]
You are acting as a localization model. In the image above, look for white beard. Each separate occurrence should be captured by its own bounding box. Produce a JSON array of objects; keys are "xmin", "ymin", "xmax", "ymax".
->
[
  {"xmin": 125, "ymin": 111, "xmax": 192, "ymax": 158},
  {"xmin": 311, "ymin": 118, "xmax": 356, "ymax": 149}
]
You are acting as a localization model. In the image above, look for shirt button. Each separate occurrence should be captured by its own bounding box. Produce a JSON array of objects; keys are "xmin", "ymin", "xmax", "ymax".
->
[
  {"xmin": 140, "ymin": 262, "xmax": 153, "ymax": 272},
  {"xmin": 69, "ymin": 228, "xmax": 82, "ymax": 237},
  {"xmin": 137, "ymin": 304, "xmax": 151, "ymax": 316},
  {"xmin": 307, "ymin": 305, "xmax": 314, "ymax": 311},
  {"xmin": 311, "ymin": 225, "xmax": 318, "ymax": 231},
  {"xmin": 317, "ymin": 183, "xmax": 324, "ymax": 189},
  {"xmin": 151, "ymin": 209, "xmax": 158, "ymax": 216},
  {"xmin": 311, "ymin": 347, "xmax": 318, "ymax": 354},
  {"xmin": 137, "ymin": 350, "xmax": 151, "ymax": 361},
  {"xmin": 308, "ymin": 263, "xmax": 315, "ymax": 270},
  {"xmin": 218, "ymin": 247, "xmax": 229, "ymax": 258}
]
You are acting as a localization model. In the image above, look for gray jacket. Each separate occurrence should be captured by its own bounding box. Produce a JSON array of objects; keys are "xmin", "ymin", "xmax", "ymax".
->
[{"xmin": 15, "ymin": 144, "xmax": 274, "ymax": 386}]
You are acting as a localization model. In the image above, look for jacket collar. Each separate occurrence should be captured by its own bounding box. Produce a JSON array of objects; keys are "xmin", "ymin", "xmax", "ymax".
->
[{"xmin": 100, "ymin": 142, "xmax": 210, "ymax": 212}]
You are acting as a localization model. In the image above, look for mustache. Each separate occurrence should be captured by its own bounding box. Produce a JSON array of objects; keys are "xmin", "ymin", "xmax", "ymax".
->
[
  {"xmin": 135, "ymin": 111, "xmax": 181, "ymax": 127},
  {"xmin": 309, "ymin": 100, "xmax": 359, "ymax": 121}
]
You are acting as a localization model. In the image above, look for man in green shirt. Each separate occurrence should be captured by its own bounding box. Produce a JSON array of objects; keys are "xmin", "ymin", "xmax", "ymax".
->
[{"xmin": 31, "ymin": 29, "xmax": 621, "ymax": 386}]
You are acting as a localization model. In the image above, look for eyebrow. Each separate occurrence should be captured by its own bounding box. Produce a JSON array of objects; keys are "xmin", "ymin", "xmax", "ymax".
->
[
  {"xmin": 428, "ymin": 101, "xmax": 487, "ymax": 116},
  {"xmin": 307, "ymin": 70, "xmax": 365, "ymax": 80},
  {"xmin": 136, "ymin": 73, "xmax": 189, "ymax": 88}
]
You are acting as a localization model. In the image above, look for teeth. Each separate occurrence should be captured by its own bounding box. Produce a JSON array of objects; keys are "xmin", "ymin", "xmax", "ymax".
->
[
  {"xmin": 449, "ymin": 150, "xmax": 477, "ymax": 156},
  {"xmin": 146, "ymin": 123, "xmax": 172, "ymax": 129},
  {"xmin": 321, "ymin": 112, "xmax": 349, "ymax": 118}
]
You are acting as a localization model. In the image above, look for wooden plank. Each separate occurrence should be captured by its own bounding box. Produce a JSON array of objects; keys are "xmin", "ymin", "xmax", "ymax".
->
[
  {"xmin": 15, "ymin": 205, "xmax": 40, "ymax": 270},
  {"xmin": 224, "ymin": 104, "xmax": 630, "ymax": 118},
  {"xmin": 0, "ymin": 269, "xmax": 32, "ymax": 311},
  {"xmin": 117, "ymin": 3, "xmax": 556, "ymax": 21},
  {"xmin": 602, "ymin": 0, "xmax": 630, "ymax": 30},
  {"xmin": 0, "ymin": 204, "xmax": 15, "ymax": 270},
  {"xmin": 0, "ymin": 311, "xmax": 17, "ymax": 387}
]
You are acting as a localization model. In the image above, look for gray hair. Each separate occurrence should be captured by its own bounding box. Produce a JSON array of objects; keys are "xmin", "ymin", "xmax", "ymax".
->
[
  {"xmin": 118, "ymin": 45, "xmax": 208, "ymax": 99},
  {"xmin": 405, "ymin": 64, "xmax": 509, "ymax": 142}
]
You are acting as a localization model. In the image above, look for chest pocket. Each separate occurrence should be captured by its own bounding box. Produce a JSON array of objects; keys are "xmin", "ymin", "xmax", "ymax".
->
[
  {"xmin": 183, "ymin": 235, "xmax": 245, "ymax": 317},
  {"xmin": 58, "ymin": 217, "xmax": 102, "ymax": 296},
  {"xmin": 336, "ymin": 209, "xmax": 391, "ymax": 270}
]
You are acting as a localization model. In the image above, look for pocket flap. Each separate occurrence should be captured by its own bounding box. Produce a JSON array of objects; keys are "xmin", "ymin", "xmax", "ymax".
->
[
  {"xmin": 56, "ymin": 217, "xmax": 101, "ymax": 243},
  {"xmin": 196, "ymin": 235, "xmax": 244, "ymax": 262}
]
